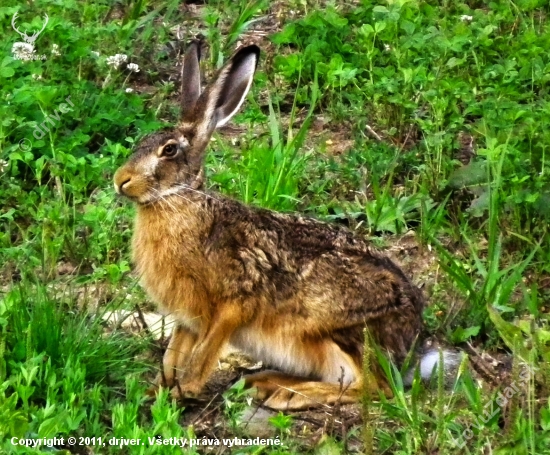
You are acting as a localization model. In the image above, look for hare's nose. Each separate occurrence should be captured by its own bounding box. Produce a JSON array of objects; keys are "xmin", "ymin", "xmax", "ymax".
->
[
  {"xmin": 115, "ymin": 177, "xmax": 131, "ymax": 194},
  {"xmin": 119, "ymin": 178, "xmax": 131, "ymax": 193}
]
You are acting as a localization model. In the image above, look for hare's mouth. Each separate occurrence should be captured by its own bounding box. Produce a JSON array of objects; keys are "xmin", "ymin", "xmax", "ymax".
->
[
  {"xmin": 116, "ymin": 191, "xmax": 151, "ymax": 205},
  {"xmin": 116, "ymin": 180, "xmax": 204, "ymax": 207},
  {"xmin": 115, "ymin": 187, "xmax": 162, "ymax": 206}
]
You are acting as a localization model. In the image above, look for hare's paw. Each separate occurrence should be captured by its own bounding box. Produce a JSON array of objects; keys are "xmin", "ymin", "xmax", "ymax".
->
[
  {"xmin": 145, "ymin": 384, "xmax": 171, "ymax": 400},
  {"xmin": 145, "ymin": 371, "xmax": 182, "ymax": 399},
  {"xmin": 145, "ymin": 372, "xmax": 172, "ymax": 395},
  {"xmin": 155, "ymin": 371, "xmax": 176, "ymax": 388},
  {"xmin": 145, "ymin": 383, "xmax": 159, "ymax": 399},
  {"xmin": 262, "ymin": 387, "xmax": 316, "ymax": 411},
  {"xmin": 169, "ymin": 381, "xmax": 203, "ymax": 400}
]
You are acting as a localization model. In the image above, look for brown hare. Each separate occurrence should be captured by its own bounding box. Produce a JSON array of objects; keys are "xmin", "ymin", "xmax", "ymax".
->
[{"xmin": 114, "ymin": 42, "xmax": 453, "ymax": 410}]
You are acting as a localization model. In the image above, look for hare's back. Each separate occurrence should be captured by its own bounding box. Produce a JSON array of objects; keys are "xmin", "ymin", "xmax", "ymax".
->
[{"xmin": 207, "ymin": 199, "xmax": 424, "ymax": 322}]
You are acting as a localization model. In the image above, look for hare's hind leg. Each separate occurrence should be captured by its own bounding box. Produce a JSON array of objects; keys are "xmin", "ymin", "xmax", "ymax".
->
[
  {"xmin": 244, "ymin": 370, "xmax": 362, "ymax": 410},
  {"xmin": 243, "ymin": 338, "xmax": 387, "ymax": 410}
]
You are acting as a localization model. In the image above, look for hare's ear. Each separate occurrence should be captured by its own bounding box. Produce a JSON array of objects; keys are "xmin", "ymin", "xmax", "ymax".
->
[
  {"xmin": 181, "ymin": 41, "xmax": 202, "ymax": 121},
  {"xmin": 203, "ymin": 45, "xmax": 260, "ymax": 129}
]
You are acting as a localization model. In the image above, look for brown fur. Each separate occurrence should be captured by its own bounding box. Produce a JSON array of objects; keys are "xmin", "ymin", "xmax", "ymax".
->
[{"xmin": 114, "ymin": 43, "xmax": 425, "ymax": 410}]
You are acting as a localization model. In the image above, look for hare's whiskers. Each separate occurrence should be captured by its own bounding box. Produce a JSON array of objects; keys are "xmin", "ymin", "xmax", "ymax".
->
[
  {"xmin": 168, "ymin": 192, "xmax": 209, "ymax": 213},
  {"xmin": 154, "ymin": 186, "xmax": 212, "ymax": 216},
  {"xmin": 151, "ymin": 188, "xmax": 179, "ymax": 213},
  {"xmin": 172, "ymin": 184, "xmax": 226, "ymax": 206}
]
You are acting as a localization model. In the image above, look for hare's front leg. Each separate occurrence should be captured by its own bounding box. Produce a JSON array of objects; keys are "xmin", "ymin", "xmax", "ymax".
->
[
  {"xmin": 171, "ymin": 304, "xmax": 244, "ymax": 399},
  {"xmin": 162, "ymin": 324, "xmax": 197, "ymax": 386},
  {"xmin": 147, "ymin": 324, "xmax": 197, "ymax": 396}
]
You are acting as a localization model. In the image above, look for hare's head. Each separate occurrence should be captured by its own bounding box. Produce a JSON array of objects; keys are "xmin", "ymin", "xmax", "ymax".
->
[{"xmin": 114, "ymin": 42, "xmax": 259, "ymax": 204}]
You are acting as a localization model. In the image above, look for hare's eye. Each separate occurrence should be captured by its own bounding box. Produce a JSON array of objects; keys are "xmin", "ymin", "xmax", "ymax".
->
[{"xmin": 161, "ymin": 143, "xmax": 179, "ymax": 158}]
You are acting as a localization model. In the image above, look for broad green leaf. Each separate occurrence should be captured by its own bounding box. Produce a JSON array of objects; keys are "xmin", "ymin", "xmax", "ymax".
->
[{"xmin": 487, "ymin": 306, "xmax": 531, "ymax": 363}]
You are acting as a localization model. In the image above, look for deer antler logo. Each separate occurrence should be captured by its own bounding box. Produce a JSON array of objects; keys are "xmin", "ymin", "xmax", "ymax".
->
[{"xmin": 12, "ymin": 12, "xmax": 49, "ymax": 45}]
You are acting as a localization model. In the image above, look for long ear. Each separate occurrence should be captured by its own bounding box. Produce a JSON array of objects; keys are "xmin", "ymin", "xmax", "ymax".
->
[
  {"xmin": 181, "ymin": 41, "xmax": 202, "ymax": 121},
  {"xmin": 203, "ymin": 45, "xmax": 260, "ymax": 129}
]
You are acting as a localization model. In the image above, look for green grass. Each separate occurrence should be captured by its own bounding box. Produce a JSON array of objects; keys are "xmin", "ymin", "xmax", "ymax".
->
[{"xmin": 2, "ymin": 0, "xmax": 550, "ymax": 453}]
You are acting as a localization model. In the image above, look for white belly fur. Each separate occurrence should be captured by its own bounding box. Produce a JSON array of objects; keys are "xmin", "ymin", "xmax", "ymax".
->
[{"xmin": 230, "ymin": 325, "xmax": 358, "ymax": 385}]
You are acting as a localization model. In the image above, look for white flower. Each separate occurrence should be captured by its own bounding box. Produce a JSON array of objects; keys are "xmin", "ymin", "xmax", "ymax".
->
[
  {"xmin": 127, "ymin": 63, "xmax": 139, "ymax": 73},
  {"xmin": 106, "ymin": 53, "xmax": 128, "ymax": 69},
  {"xmin": 384, "ymin": 44, "xmax": 391, "ymax": 52},
  {"xmin": 460, "ymin": 15, "xmax": 473, "ymax": 22},
  {"xmin": 51, "ymin": 44, "xmax": 61, "ymax": 56},
  {"xmin": 91, "ymin": 51, "xmax": 100, "ymax": 57},
  {"xmin": 31, "ymin": 74, "xmax": 43, "ymax": 80},
  {"xmin": 12, "ymin": 42, "xmax": 35, "ymax": 61},
  {"xmin": 125, "ymin": 88, "xmax": 134, "ymax": 93},
  {"xmin": 0, "ymin": 159, "xmax": 8, "ymax": 172}
]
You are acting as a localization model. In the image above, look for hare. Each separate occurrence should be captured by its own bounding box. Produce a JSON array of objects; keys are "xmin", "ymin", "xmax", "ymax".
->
[{"xmin": 114, "ymin": 42, "xmax": 451, "ymax": 410}]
